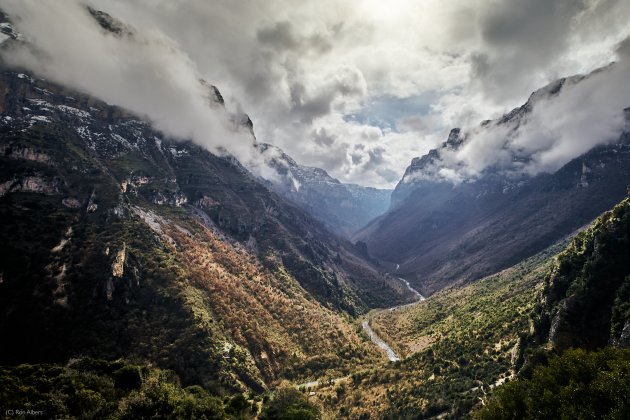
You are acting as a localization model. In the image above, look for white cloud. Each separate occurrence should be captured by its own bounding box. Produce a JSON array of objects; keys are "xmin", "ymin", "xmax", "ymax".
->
[
  {"xmin": 419, "ymin": 59, "xmax": 630, "ymax": 183},
  {"xmin": 1, "ymin": 0, "xmax": 261, "ymax": 167},
  {"xmin": 1, "ymin": 0, "xmax": 629, "ymax": 188}
]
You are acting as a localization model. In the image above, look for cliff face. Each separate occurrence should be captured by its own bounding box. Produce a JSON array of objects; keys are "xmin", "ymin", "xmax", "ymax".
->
[
  {"xmin": 532, "ymin": 197, "xmax": 630, "ymax": 351},
  {"xmin": 0, "ymin": 65, "xmax": 413, "ymax": 391},
  {"xmin": 480, "ymin": 197, "xmax": 630, "ymax": 419},
  {"xmin": 257, "ymin": 143, "xmax": 392, "ymax": 237}
]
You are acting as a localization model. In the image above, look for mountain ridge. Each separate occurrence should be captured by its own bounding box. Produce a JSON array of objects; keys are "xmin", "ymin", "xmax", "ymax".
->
[
  {"xmin": 355, "ymin": 68, "xmax": 630, "ymax": 294},
  {"xmin": 0, "ymin": 63, "xmax": 413, "ymax": 394},
  {"xmin": 256, "ymin": 142, "xmax": 392, "ymax": 237}
]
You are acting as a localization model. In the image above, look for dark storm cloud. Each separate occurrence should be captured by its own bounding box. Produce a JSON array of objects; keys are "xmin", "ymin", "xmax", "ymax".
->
[
  {"xmin": 257, "ymin": 21, "xmax": 333, "ymax": 55},
  {"xmin": 472, "ymin": 0, "xmax": 630, "ymax": 102},
  {"xmin": 257, "ymin": 21, "xmax": 300, "ymax": 51},
  {"xmin": 472, "ymin": 0, "xmax": 586, "ymax": 101},
  {"xmin": 364, "ymin": 147, "xmax": 387, "ymax": 169},
  {"xmin": 481, "ymin": 0, "xmax": 585, "ymax": 49},
  {"xmin": 617, "ymin": 36, "xmax": 630, "ymax": 59},
  {"xmin": 287, "ymin": 67, "xmax": 366, "ymax": 124},
  {"xmin": 312, "ymin": 127, "xmax": 336, "ymax": 147},
  {"xmin": 289, "ymin": 81, "xmax": 334, "ymax": 123},
  {"xmin": 350, "ymin": 153, "xmax": 363, "ymax": 165}
]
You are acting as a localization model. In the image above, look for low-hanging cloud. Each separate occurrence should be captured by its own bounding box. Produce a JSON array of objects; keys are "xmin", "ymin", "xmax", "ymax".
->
[
  {"xmin": 408, "ymin": 55, "xmax": 630, "ymax": 184},
  {"xmin": 69, "ymin": 0, "xmax": 477, "ymax": 188},
  {"xmin": 0, "ymin": 0, "xmax": 264, "ymax": 170}
]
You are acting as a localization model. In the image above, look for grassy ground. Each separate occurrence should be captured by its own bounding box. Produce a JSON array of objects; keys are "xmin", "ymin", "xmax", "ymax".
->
[{"xmin": 310, "ymin": 240, "xmax": 569, "ymax": 419}]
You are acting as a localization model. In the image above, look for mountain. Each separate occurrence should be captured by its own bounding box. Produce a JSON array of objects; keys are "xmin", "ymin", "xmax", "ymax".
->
[
  {"xmin": 2, "ymin": 5, "xmax": 628, "ymax": 418},
  {"xmin": 312, "ymin": 232, "xmax": 569, "ymax": 418},
  {"xmin": 0, "ymin": 53, "xmax": 415, "ymax": 394},
  {"xmin": 256, "ymin": 143, "xmax": 391, "ymax": 237},
  {"xmin": 530, "ymin": 197, "xmax": 630, "ymax": 352},
  {"xmin": 89, "ymin": 6, "xmax": 392, "ymax": 239},
  {"xmin": 478, "ymin": 197, "xmax": 630, "ymax": 419},
  {"xmin": 355, "ymin": 74, "xmax": 630, "ymax": 295}
]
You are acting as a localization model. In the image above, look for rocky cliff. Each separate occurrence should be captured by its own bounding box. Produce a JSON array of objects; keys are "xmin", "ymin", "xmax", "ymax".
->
[
  {"xmin": 531, "ymin": 197, "xmax": 630, "ymax": 351},
  {"xmin": 257, "ymin": 143, "xmax": 391, "ymax": 237}
]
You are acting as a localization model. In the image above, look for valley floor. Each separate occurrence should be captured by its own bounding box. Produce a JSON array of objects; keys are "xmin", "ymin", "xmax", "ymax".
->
[
  {"xmin": 298, "ymin": 241, "xmax": 567, "ymax": 418},
  {"xmin": 360, "ymin": 277, "xmax": 426, "ymax": 362}
]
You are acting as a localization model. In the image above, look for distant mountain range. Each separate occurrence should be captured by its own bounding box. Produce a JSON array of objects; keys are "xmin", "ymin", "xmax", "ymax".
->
[
  {"xmin": 355, "ymin": 73, "xmax": 630, "ymax": 294},
  {"xmin": 256, "ymin": 142, "xmax": 391, "ymax": 237}
]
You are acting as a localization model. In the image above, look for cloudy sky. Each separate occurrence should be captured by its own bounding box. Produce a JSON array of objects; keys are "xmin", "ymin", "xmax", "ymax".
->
[{"xmin": 2, "ymin": 0, "xmax": 630, "ymax": 188}]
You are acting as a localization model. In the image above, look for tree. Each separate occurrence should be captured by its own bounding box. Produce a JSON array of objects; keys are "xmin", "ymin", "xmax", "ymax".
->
[
  {"xmin": 260, "ymin": 387, "xmax": 320, "ymax": 420},
  {"xmin": 477, "ymin": 348, "xmax": 630, "ymax": 419}
]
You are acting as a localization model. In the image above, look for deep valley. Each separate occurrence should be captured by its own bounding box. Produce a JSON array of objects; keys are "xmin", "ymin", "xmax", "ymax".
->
[{"xmin": 1, "ymin": 3, "xmax": 629, "ymax": 419}]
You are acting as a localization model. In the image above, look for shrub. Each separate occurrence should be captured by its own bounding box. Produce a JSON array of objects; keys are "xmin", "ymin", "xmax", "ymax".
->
[
  {"xmin": 260, "ymin": 387, "xmax": 320, "ymax": 420},
  {"xmin": 477, "ymin": 348, "xmax": 630, "ymax": 420}
]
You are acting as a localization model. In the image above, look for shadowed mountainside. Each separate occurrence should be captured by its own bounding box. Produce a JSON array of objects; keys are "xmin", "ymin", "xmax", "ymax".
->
[
  {"xmin": 0, "ymin": 64, "xmax": 413, "ymax": 393},
  {"xmin": 356, "ymin": 74, "xmax": 630, "ymax": 295},
  {"xmin": 256, "ymin": 143, "xmax": 392, "ymax": 238}
]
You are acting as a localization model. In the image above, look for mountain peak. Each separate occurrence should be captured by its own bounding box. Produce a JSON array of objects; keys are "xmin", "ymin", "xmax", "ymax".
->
[
  {"xmin": 255, "ymin": 142, "xmax": 392, "ymax": 236},
  {"xmin": 357, "ymin": 67, "xmax": 630, "ymax": 294},
  {"xmin": 442, "ymin": 127, "xmax": 464, "ymax": 149},
  {"xmin": 87, "ymin": 7, "xmax": 134, "ymax": 38}
]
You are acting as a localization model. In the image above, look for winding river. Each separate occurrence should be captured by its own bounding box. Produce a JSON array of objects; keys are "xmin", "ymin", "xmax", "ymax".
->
[
  {"xmin": 362, "ymin": 277, "xmax": 425, "ymax": 361},
  {"xmin": 361, "ymin": 319, "xmax": 401, "ymax": 361},
  {"xmin": 297, "ymin": 277, "xmax": 426, "ymax": 388}
]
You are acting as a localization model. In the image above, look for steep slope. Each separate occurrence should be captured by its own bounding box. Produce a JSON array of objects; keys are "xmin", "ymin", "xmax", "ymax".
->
[
  {"xmin": 478, "ymin": 347, "xmax": 630, "ymax": 420},
  {"xmin": 319, "ymin": 197, "xmax": 629, "ymax": 418},
  {"xmin": 530, "ymin": 197, "xmax": 630, "ymax": 351},
  {"xmin": 479, "ymin": 198, "xmax": 630, "ymax": 419},
  {"xmin": 257, "ymin": 143, "xmax": 391, "ymax": 237},
  {"xmin": 356, "ymin": 75, "xmax": 630, "ymax": 294},
  {"xmin": 0, "ymin": 64, "xmax": 413, "ymax": 395},
  {"xmin": 0, "ymin": 359, "xmax": 246, "ymax": 418}
]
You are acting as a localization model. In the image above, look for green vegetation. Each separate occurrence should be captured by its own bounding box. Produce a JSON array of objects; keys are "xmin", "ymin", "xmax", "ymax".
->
[
  {"xmin": 478, "ymin": 348, "xmax": 630, "ymax": 419},
  {"xmin": 1, "ymin": 66, "xmax": 399, "ymax": 403},
  {"xmin": 2, "ymin": 67, "xmax": 629, "ymax": 419},
  {"xmin": 479, "ymin": 198, "xmax": 630, "ymax": 419},
  {"xmin": 325, "ymin": 198, "xmax": 629, "ymax": 418},
  {"xmin": 532, "ymin": 198, "xmax": 630, "ymax": 350},
  {"xmin": 0, "ymin": 359, "xmax": 243, "ymax": 419},
  {"xmin": 260, "ymin": 387, "xmax": 321, "ymax": 420},
  {"xmin": 312, "ymin": 243, "xmax": 566, "ymax": 418},
  {"xmin": 0, "ymin": 359, "xmax": 330, "ymax": 419}
]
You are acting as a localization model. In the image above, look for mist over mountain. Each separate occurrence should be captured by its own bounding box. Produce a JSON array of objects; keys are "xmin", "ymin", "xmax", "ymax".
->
[
  {"xmin": 397, "ymin": 61, "xmax": 630, "ymax": 185},
  {"xmin": 0, "ymin": 62, "xmax": 414, "ymax": 384},
  {"xmin": 356, "ymin": 68, "xmax": 630, "ymax": 294},
  {"xmin": 3, "ymin": 0, "xmax": 629, "ymax": 189},
  {"xmin": 256, "ymin": 143, "xmax": 391, "ymax": 237}
]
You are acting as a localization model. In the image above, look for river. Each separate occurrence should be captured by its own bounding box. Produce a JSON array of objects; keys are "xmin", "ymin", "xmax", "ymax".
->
[
  {"xmin": 361, "ymin": 277, "xmax": 425, "ymax": 361},
  {"xmin": 297, "ymin": 277, "xmax": 425, "ymax": 388}
]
